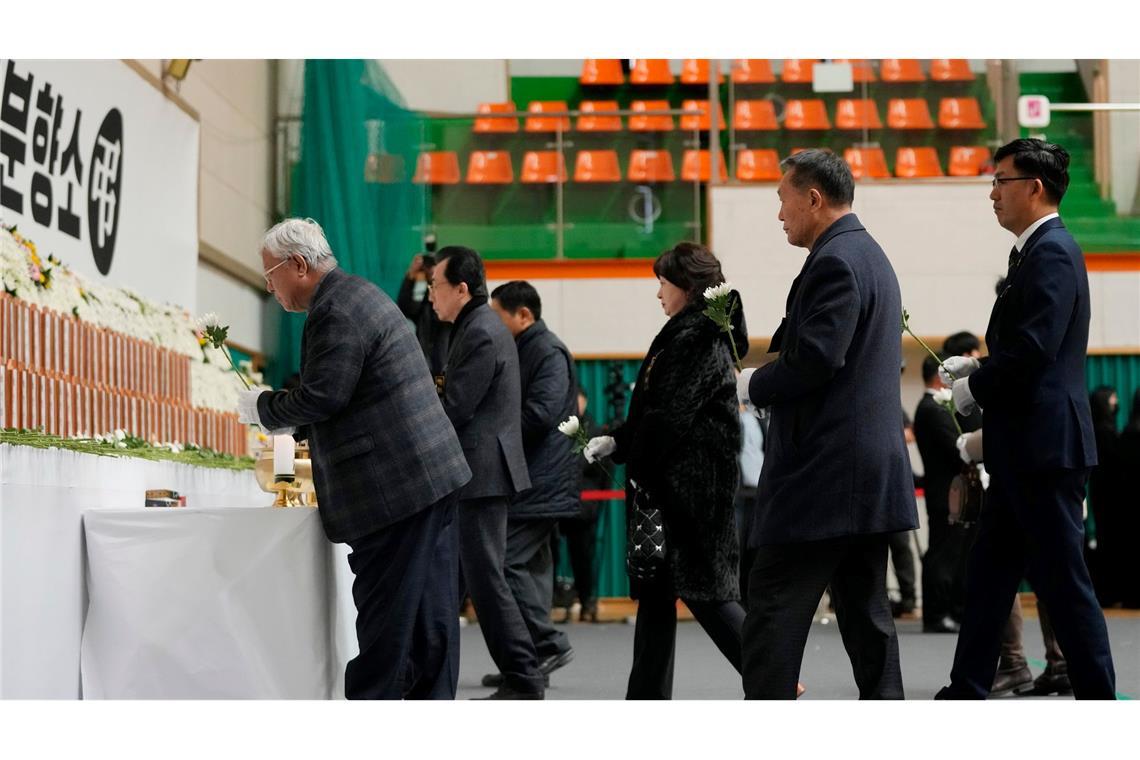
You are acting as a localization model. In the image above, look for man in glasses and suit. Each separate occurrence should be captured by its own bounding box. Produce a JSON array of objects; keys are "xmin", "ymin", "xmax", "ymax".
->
[{"xmin": 936, "ymin": 139, "xmax": 1115, "ymax": 699}]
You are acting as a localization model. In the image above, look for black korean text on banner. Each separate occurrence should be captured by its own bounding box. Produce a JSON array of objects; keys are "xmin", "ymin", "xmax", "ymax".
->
[{"xmin": 0, "ymin": 60, "xmax": 122, "ymax": 275}]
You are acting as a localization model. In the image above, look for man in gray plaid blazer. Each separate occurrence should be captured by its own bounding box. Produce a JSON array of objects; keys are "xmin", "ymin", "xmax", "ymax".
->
[{"xmin": 238, "ymin": 218, "xmax": 472, "ymax": 700}]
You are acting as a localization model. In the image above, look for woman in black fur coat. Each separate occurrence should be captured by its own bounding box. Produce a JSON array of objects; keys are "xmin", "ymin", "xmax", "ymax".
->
[{"xmin": 584, "ymin": 241, "xmax": 749, "ymax": 699}]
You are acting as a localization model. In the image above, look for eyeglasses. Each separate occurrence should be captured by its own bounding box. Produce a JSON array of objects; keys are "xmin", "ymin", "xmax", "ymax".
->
[
  {"xmin": 991, "ymin": 176, "xmax": 1037, "ymax": 189},
  {"xmin": 263, "ymin": 257, "xmax": 291, "ymax": 284}
]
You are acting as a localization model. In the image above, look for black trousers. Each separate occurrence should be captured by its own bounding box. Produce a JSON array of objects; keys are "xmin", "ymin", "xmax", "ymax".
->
[
  {"xmin": 504, "ymin": 517, "xmax": 571, "ymax": 659},
  {"xmin": 626, "ymin": 581, "xmax": 746, "ymax": 699},
  {"xmin": 556, "ymin": 510, "xmax": 599, "ymax": 605},
  {"xmin": 743, "ymin": 533, "xmax": 904, "ymax": 699},
  {"xmin": 457, "ymin": 496, "xmax": 544, "ymax": 694},
  {"xmin": 887, "ymin": 530, "xmax": 917, "ymax": 608},
  {"xmin": 939, "ymin": 467, "xmax": 1115, "ymax": 699},
  {"xmin": 343, "ymin": 491, "xmax": 459, "ymax": 699},
  {"xmin": 922, "ymin": 501, "xmax": 972, "ymax": 623}
]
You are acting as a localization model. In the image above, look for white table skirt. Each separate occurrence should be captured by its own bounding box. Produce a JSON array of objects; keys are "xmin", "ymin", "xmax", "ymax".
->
[{"xmin": 0, "ymin": 444, "xmax": 358, "ymax": 699}]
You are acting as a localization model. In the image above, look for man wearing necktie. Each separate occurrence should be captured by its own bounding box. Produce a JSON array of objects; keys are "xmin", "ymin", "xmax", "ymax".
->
[{"xmin": 935, "ymin": 139, "xmax": 1116, "ymax": 699}]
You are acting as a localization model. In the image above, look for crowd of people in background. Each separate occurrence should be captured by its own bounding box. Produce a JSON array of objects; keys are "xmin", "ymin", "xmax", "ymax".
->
[{"xmin": 237, "ymin": 138, "xmax": 1126, "ymax": 700}]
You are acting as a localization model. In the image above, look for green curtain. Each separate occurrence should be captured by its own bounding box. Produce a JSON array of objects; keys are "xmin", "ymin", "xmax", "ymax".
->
[{"xmin": 267, "ymin": 59, "xmax": 425, "ymax": 387}]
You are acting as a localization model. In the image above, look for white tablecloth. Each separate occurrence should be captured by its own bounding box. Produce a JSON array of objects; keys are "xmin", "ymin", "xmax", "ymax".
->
[
  {"xmin": 83, "ymin": 508, "xmax": 335, "ymax": 698},
  {"xmin": 0, "ymin": 444, "xmax": 358, "ymax": 699}
]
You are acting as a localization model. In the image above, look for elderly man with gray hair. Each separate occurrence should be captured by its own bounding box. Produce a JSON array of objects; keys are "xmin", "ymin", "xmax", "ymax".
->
[{"xmin": 237, "ymin": 218, "xmax": 472, "ymax": 699}]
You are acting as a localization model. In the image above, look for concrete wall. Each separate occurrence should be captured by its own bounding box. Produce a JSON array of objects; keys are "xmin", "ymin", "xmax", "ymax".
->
[
  {"xmin": 133, "ymin": 60, "xmax": 278, "ymax": 354},
  {"xmin": 379, "ymin": 60, "xmax": 508, "ymax": 113},
  {"xmin": 1108, "ymin": 60, "xmax": 1140, "ymax": 215}
]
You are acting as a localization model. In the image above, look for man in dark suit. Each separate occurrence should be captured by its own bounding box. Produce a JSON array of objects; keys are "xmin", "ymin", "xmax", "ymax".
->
[
  {"xmin": 913, "ymin": 354, "xmax": 965, "ymax": 634},
  {"xmin": 737, "ymin": 149, "xmax": 918, "ymax": 699},
  {"xmin": 479, "ymin": 280, "xmax": 579, "ymax": 689},
  {"xmin": 429, "ymin": 246, "xmax": 543, "ymax": 699},
  {"xmin": 396, "ymin": 234, "xmax": 450, "ymax": 375},
  {"xmin": 238, "ymin": 218, "xmax": 472, "ymax": 699},
  {"xmin": 935, "ymin": 138, "xmax": 1115, "ymax": 699}
]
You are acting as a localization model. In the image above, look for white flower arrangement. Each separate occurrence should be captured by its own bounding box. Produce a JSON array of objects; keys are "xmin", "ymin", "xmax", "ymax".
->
[{"xmin": 1, "ymin": 224, "xmax": 263, "ymax": 414}]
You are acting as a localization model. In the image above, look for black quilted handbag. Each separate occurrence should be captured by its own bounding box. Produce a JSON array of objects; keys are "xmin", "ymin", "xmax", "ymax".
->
[{"xmin": 626, "ymin": 478, "xmax": 666, "ymax": 582}]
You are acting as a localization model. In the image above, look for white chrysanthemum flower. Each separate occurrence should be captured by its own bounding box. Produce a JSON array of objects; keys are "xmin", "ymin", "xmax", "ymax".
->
[
  {"xmin": 197, "ymin": 312, "xmax": 221, "ymax": 331},
  {"xmin": 703, "ymin": 282, "xmax": 733, "ymax": 301},
  {"xmin": 113, "ymin": 429, "xmax": 126, "ymax": 442},
  {"xmin": 932, "ymin": 388, "xmax": 954, "ymax": 405},
  {"xmin": 557, "ymin": 416, "xmax": 580, "ymax": 437}
]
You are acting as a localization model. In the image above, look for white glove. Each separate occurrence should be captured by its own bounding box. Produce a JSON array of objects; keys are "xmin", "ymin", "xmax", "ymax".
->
[
  {"xmin": 951, "ymin": 377, "xmax": 977, "ymax": 417},
  {"xmin": 956, "ymin": 429, "xmax": 983, "ymax": 464},
  {"xmin": 978, "ymin": 465, "xmax": 990, "ymax": 491},
  {"xmin": 583, "ymin": 435, "xmax": 616, "ymax": 464},
  {"xmin": 939, "ymin": 356, "xmax": 981, "ymax": 386},
  {"xmin": 737, "ymin": 367, "xmax": 756, "ymax": 406},
  {"xmin": 237, "ymin": 389, "xmax": 265, "ymax": 426}
]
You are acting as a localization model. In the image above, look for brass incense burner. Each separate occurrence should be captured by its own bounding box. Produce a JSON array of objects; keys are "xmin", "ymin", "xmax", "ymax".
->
[{"xmin": 254, "ymin": 442, "xmax": 318, "ymax": 508}]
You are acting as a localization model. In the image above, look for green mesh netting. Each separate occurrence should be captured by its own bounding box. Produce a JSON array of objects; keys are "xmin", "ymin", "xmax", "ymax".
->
[{"xmin": 268, "ymin": 59, "xmax": 425, "ymax": 388}]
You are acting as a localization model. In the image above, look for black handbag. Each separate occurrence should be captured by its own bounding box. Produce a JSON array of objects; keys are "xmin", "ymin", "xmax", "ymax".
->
[
  {"xmin": 947, "ymin": 463, "xmax": 984, "ymax": 528},
  {"xmin": 626, "ymin": 478, "xmax": 666, "ymax": 582}
]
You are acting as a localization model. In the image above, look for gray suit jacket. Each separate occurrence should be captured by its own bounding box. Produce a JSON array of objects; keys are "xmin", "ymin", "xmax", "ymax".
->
[
  {"xmin": 259, "ymin": 267, "xmax": 472, "ymax": 543},
  {"xmin": 441, "ymin": 299, "xmax": 531, "ymax": 500}
]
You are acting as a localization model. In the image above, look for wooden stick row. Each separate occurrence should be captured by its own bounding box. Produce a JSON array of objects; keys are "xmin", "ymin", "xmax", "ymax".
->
[
  {"xmin": 1, "ymin": 362, "xmax": 246, "ymax": 456},
  {"xmin": 0, "ymin": 293, "xmax": 192, "ymax": 403}
]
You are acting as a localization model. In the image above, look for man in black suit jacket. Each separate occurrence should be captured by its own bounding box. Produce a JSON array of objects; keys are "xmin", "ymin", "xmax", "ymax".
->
[
  {"xmin": 429, "ymin": 246, "xmax": 543, "ymax": 699},
  {"xmin": 936, "ymin": 139, "xmax": 1115, "ymax": 699},
  {"xmin": 238, "ymin": 218, "xmax": 472, "ymax": 699},
  {"xmin": 914, "ymin": 354, "xmax": 966, "ymax": 634},
  {"xmin": 737, "ymin": 150, "xmax": 918, "ymax": 699}
]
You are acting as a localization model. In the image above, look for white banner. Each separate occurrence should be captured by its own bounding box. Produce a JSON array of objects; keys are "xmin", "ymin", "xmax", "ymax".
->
[{"xmin": 0, "ymin": 59, "xmax": 199, "ymax": 310}]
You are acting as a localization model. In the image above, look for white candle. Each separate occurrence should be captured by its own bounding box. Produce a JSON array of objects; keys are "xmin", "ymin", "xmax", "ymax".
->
[{"xmin": 273, "ymin": 434, "xmax": 296, "ymax": 476}]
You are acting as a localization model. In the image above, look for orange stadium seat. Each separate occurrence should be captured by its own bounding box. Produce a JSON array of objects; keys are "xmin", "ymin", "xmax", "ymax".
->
[
  {"xmin": 629, "ymin": 100, "xmax": 674, "ymax": 132},
  {"xmin": 680, "ymin": 100, "xmax": 725, "ymax": 131},
  {"xmin": 576, "ymin": 100, "xmax": 622, "ymax": 132},
  {"xmin": 938, "ymin": 97, "xmax": 987, "ymax": 129},
  {"xmin": 473, "ymin": 102, "xmax": 519, "ymax": 133},
  {"xmin": 948, "ymin": 146, "xmax": 992, "ymax": 176},
  {"xmin": 628, "ymin": 150, "xmax": 676, "ymax": 182},
  {"xmin": 574, "ymin": 150, "xmax": 622, "ymax": 183},
  {"xmin": 680, "ymin": 59, "xmax": 725, "ymax": 84},
  {"xmin": 930, "ymin": 59, "xmax": 975, "ymax": 82},
  {"xmin": 844, "ymin": 147, "xmax": 891, "ymax": 179},
  {"xmin": 580, "ymin": 59, "xmax": 624, "ymax": 85},
  {"xmin": 733, "ymin": 99, "xmax": 779, "ymax": 131},
  {"xmin": 895, "ymin": 147, "xmax": 943, "ymax": 178},
  {"xmin": 736, "ymin": 149, "xmax": 782, "ymax": 181},
  {"xmin": 520, "ymin": 151, "xmax": 567, "ymax": 183},
  {"xmin": 834, "ymin": 59, "xmax": 877, "ymax": 83},
  {"xmin": 681, "ymin": 149, "xmax": 728, "ymax": 182},
  {"xmin": 784, "ymin": 99, "xmax": 831, "ymax": 130},
  {"xmin": 887, "ymin": 98, "xmax": 935, "ymax": 129},
  {"xmin": 630, "ymin": 59, "xmax": 674, "ymax": 85},
  {"xmin": 781, "ymin": 59, "xmax": 817, "ymax": 83},
  {"xmin": 835, "ymin": 99, "xmax": 883, "ymax": 130},
  {"xmin": 880, "ymin": 59, "xmax": 925, "ymax": 83},
  {"xmin": 412, "ymin": 151, "xmax": 460, "ymax": 185},
  {"xmin": 466, "ymin": 151, "xmax": 514, "ymax": 184},
  {"xmin": 524, "ymin": 101, "xmax": 571, "ymax": 133},
  {"xmin": 732, "ymin": 59, "xmax": 776, "ymax": 84}
]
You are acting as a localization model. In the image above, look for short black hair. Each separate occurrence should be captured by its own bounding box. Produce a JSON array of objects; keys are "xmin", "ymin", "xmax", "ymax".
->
[
  {"xmin": 652, "ymin": 241, "xmax": 725, "ymax": 301},
  {"xmin": 922, "ymin": 353, "xmax": 946, "ymax": 383},
  {"xmin": 779, "ymin": 149, "xmax": 855, "ymax": 207},
  {"xmin": 993, "ymin": 138, "xmax": 1070, "ymax": 205},
  {"xmin": 435, "ymin": 245, "xmax": 487, "ymax": 297},
  {"xmin": 942, "ymin": 331, "xmax": 980, "ymax": 357},
  {"xmin": 490, "ymin": 280, "xmax": 542, "ymax": 321}
]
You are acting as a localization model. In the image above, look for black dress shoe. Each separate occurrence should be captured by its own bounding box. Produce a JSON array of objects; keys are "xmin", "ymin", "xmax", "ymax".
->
[
  {"xmin": 473, "ymin": 685, "xmax": 544, "ymax": 700},
  {"xmin": 1016, "ymin": 669, "xmax": 1072, "ymax": 697},
  {"xmin": 480, "ymin": 671, "xmax": 549, "ymax": 688},
  {"xmin": 890, "ymin": 600, "xmax": 917, "ymax": 619},
  {"xmin": 990, "ymin": 664, "xmax": 1034, "ymax": 696},
  {"xmin": 922, "ymin": 616, "xmax": 961, "ymax": 633},
  {"xmin": 537, "ymin": 648, "xmax": 574, "ymax": 676}
]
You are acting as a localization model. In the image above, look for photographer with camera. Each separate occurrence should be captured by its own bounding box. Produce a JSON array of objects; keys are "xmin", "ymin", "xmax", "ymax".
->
[{"xmin": 397, "ymin": 233, "xmax": 450, "ymax": 375}]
